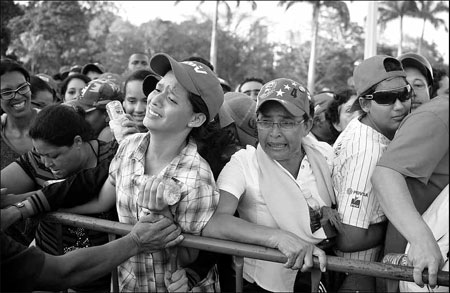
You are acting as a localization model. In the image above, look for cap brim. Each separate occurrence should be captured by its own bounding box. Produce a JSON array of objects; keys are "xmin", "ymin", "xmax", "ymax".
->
[
  {"xmin": 257, "ymin": 98, "xmax": 305, "ymax": 117},
  {"xmin": 63, "ymin": 99, "xmax": 94, "ymax": 112},
  {"xmin": 350, "ymin": 97, "xmax": 363, "ymax": 112},
  {"xmin": 150, "ymin": 53, "xmax": 200, "ymax": 96},
  {"xmin": 142, "ymin": 74, "xmax": 161, "ymax": 97},
  {"xmin": 218, "ymin": 103, "xmax": 234, "ymax": 128}
]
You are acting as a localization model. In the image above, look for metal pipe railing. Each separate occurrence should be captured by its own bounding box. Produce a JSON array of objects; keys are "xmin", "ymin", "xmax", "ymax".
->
[{"xmin": 44, "ymin": 212, "xmax": 449, "ymax": 289}]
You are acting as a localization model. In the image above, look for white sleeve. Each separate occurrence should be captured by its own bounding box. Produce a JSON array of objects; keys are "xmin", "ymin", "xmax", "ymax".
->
[{"xmin": 217, "ymin": 149, "xmax": 249, "ymax": 200}]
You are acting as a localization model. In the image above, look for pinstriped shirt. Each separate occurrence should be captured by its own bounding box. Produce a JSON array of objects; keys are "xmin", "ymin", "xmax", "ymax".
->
[
  {"xmin": 109, "ymin": 132, "xmax": 219, "ymax": 292},
  {"xmin": 332, "ymin": 117, "xmax": 388, "ymax": 261}
]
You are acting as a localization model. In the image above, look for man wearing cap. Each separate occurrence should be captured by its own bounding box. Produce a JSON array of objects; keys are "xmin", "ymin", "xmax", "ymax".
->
[
  {"xmin": 218, "ymin": 92, "xmax": 258, "ymax": 148},
  {"xmin": 309, "ymin": 91, "xmax": 339, "ymax": 145},
  {"xmin": 398, "ymin": 52, "xmax": 434, "ymax": 111},
  {"xmin": 203, "ymin": 78, "xmax": 334, "ymax": 292},
  {"xmin": 82, "ymin": 63, "xmax": 105, "ymax": 80},
  {"xmin": 331, "ymin": 55, "xmax": 412, "ymax": 292},
  {"xmin": 62, "ymin": 53, "xmax": 227, "ymax": 291},
  {"xmin": 372, "ymin": 71, "xmax": 449, "ymax": 290},
  {"xmin": 65, "ymin": 79, "xmax": 123, "ymax": 142}
]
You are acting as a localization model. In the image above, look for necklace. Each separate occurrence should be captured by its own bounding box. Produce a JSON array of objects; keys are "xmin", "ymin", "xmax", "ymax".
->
[{"xmin": 86, "ymin": 141, "xmax": 98, "ymax": 166}]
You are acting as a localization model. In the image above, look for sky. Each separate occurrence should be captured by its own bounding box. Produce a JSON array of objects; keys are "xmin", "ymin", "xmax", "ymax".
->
[{"xmin": 115, "ymin": 1, "xmax": 449, "ymax": 64}]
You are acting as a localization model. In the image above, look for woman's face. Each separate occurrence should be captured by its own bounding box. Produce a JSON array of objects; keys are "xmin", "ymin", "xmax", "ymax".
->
[
  {"xmin": 361, "ymin": 77, "xmax": 411, "ymax": 139},
  {"xmin": 334, "ymin": 95, "xmax": 359, "ymax": 132},
  {"xmin": 32, "ymin": 138, "xmax": 82, "ymax": 179},
  {"xmin": 123, "ymin": 80, "xmax": 147, "ymax": 131},
  {"xmin": 143, "ymin": 71, "xmax": 197, "ymax": 134},
  {"xmin": 257, "ymin": 102, "xmax": 309, "ymax": 165},
  {"xmin": 0, "ymin": 71, "xmax": 32, "ymax": 117},
  {"xmin": 404, "ymin": 67, "xmax": 430, "ymax": 111},
  {"xmin": 64, "ymin": 78, "xmax": 87, "ymax": 102}
]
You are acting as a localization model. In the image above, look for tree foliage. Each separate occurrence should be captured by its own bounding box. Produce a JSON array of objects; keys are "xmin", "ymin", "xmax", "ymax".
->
[{"xmin": 3, "ymin": 0, "xmax": 447, "ymax": 93}]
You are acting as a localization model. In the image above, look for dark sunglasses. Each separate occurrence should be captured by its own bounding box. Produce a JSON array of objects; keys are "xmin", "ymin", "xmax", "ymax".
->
[{"xmin": 364, "ymin": 84, "xmax": 413, "ymax": 105}]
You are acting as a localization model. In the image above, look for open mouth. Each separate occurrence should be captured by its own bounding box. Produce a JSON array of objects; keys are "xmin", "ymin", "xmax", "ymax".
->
[
  {"xmin": 267, "ymin": 142, "xmax": 287, "ymax": 150},
  {"xmin": 147, "ymin": 108, "xmax": 161, "ymax": 118},
  {"xmin": 11, "ymin": 101, "xmax": 26, "ymax": 110}
]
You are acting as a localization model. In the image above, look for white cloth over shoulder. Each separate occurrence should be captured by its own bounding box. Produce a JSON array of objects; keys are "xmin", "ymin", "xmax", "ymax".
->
[{"xmin": 399, "ymin": 185, "xmax": 449, "ymax": 292}]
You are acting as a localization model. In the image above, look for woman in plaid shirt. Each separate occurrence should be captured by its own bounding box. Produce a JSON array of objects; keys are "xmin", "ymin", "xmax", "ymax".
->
[{"xmin": 66, "ymin": 53, "xmax": 226, "ymax": 292}]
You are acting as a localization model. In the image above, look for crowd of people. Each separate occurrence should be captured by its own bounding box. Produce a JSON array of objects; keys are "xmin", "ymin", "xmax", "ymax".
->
[{"xmin": 1, "ymin": 49, "xmax": 448, "ymax": 293}]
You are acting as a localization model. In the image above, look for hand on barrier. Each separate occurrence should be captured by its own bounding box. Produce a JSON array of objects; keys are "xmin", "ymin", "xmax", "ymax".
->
[{"xmin": 129, "ymin": 213, "xmax": 183, "ymax": 253}]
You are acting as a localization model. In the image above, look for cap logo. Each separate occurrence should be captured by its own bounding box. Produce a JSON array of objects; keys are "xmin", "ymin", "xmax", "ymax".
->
[
  {"xmin": 182, "ymin": 61, "xmax": 207, "ymax": 75},
  {"xmin": 259, "ymin": 81, "xmax": 277, "ymax": 100}
]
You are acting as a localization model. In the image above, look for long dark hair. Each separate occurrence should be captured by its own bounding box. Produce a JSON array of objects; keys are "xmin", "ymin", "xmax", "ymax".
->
[{"xmin": 188, "ymin": 93, "xmax": 240, "ymax": 179}]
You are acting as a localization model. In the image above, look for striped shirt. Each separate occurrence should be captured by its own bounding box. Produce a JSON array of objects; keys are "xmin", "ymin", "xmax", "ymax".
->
[
  {"xmin": 332, "ymin": 117, "xmax": 388, "ymax": 261},
  {"xmin": 109, "ymin": 132, "xmax": 219, "ymax": 292}
]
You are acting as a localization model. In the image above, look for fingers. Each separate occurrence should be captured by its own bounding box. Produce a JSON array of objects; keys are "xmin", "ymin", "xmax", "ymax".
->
[
  {"xmin": 426, "ymin": 261, "xmax": 439, "ymax": 289},
  {"xmin": 165, "ymin": 269, "xmax": 188, "ymax": 292},
  {"xmin": 138, "ymin": 176, "xmax": 155, "ymax": 208},
  {"xmin": 413, "ymin": 265, "xmax": 425, "ymax": 287},
  {"xmin": 149, "ymin": 177, "xmax": 162, "ymax": 212},
  {"xmin": 165, "ymin": 235, "xmax": 184, "ymax": 248},
  {"xmin": 300, "ymin": 250, "xmax": 313, "ymax": 272},
  {"xmin": 313, "ymin": 246, "xmax": 327, "ymax": 272}
]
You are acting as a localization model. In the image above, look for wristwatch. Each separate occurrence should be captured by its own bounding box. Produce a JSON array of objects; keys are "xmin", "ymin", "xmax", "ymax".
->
[{"xmin": 12, "ymin": 201, "xmax": 26, "ymax": 220}]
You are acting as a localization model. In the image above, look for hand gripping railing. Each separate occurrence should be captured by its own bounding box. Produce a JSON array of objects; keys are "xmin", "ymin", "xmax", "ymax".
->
[{"xmin": 44, "ymin": 212, "xmax": 449, "ymax": 292}]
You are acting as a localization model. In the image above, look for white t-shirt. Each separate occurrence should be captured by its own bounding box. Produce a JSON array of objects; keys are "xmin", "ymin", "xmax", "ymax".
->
[
  {"xmin": 217, "ymin": 142, "xmax": 333, "ymax": 292},
  {"xmin": 399, "ymin": 185, "xmax": 449, "ymax": 292}
]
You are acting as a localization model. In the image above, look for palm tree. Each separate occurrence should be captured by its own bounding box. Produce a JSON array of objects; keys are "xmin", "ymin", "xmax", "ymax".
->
[
  {"xmin": 278, "ymin": 1, "xmax": 349, "ymax": 95},
  {"xmin": 378, "ymin": 1, "xmax": 418, "ymax": 57},
  {"xmin": 175, "ymin": 1, "xmax": 257, "ymax": 71},
  {"xmin": 414, "ymin": 1, "xmax": 449, "ymax": 54}
]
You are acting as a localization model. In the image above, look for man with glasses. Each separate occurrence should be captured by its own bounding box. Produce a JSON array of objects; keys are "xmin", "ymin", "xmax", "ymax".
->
[
  {"xmin": 203, "ymin": 78, "xmax": 336, "ymax": 292},
  {"xmin": 331, "ymin": 55, "xmax": 412, "ymax": 292}
]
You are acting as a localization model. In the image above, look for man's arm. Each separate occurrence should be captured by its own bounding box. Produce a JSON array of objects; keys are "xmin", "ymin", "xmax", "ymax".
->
[
  {"xmin": 372, "ymin": 166, "xmax": 443, "ymax": 288},
  {"xmin": 34, "ymin": 214, "xmax": 183, "ymax": 291},
  {"xmin": 336, "ymin": 221, "xmax": 387, "ymax": 252}
]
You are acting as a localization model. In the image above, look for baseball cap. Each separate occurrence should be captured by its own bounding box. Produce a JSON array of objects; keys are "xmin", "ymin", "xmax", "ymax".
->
[
  {"xmin": 82, "ymin": 63, "xmax": 105, "ymax": 76},
  {"xmin": 64, "ymin": 79, "xmax": 122, "ymax": 113},
  {"xmin": 36, "ymin": 73, "xmax": 58, "ymax": 94},
  {"xmin": 353, "ymin": 55, "xmax": 406, "ymax": 97},
  {"xmin": 97, "ymin": 72, "xmax": 124, "ymax": 88},
  {"xmin": 142, "ymin": 74, "xmax": 162, "ymax": 97},
  {"xmin": 397, "ymin": 52, "xmax": 433, "ymax": 85},
  {"xmin": 256, "ymin": 78, "xmax": 312, "ymax": 117},
  {"xmin": 149, "ymin": 53, "xmax": 224, "ymax": 120},
  {"xmin": 313, "ymin": 92, "xmax": 334, "ymax": 117},
  {"xmin": 59, "ymin": 65, "xmax": 71, "ymax": 80},
  {"xmin": 223, "ymin": 92, "xmax": 257, "ymax": 137},
  {"xmin": 218, "ymin": 77, "xmax": 231, "ymax": 92}
]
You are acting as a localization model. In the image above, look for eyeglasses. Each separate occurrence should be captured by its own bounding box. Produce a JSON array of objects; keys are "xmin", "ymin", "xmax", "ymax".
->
[
  {"xmin": 256, "ymin": 119, "xmax": 304, "ymax": 130},
  {"xmin": 363, "ymin": 84, "xmax": 413, "ymax": 105},
  {"xmin": 1, "ymin": 83, "xmax": 31, "ymax": 100}
]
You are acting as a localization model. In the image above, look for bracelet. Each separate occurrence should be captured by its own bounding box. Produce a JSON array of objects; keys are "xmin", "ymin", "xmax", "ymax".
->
[{"xmin": 12, "ymin": 202, "xmax": 26, "ymax": 220}]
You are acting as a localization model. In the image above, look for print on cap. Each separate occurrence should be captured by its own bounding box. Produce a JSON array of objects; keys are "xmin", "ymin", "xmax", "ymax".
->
[{"xmin": 258, "ymin": 81, "xmax": 277, "ymax": 100}]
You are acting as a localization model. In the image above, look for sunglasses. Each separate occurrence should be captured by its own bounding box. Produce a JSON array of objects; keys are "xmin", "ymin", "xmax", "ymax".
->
[{"xmin": 363, "ymin": 84, "xmax": 413, "ymax": 105}]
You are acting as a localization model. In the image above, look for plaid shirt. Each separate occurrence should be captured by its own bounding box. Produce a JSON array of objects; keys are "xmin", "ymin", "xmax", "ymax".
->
[{"xmin": 109, "ymin": 132, "xmax": 219, "ymax": 292}]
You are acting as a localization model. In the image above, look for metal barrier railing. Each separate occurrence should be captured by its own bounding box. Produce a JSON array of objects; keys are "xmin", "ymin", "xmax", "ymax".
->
[{"xmin": 44, "ymin": 212, "xmax": 449, "ymax": 292}]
